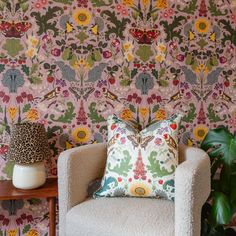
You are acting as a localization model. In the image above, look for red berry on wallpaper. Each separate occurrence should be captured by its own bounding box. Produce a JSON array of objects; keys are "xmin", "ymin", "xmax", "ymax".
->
[
  {"xmin": 47, "ymin": 76, "xmax": 54, "ymax": 83},
  {"xmin": 136, "ymin": 97, "xmax": 142, "ymax": 104},
  {"xmin": 219, "ymin": 56, "xmax": 227, "ymax": 64},
  {"xmin": 108, "ymin": 77, "xmax": 115, "ymax": 84},
  {"xmin": 158, "ymin": 180, "xmax": 163, "ymax": 185},
  {"xmin": 127, "ymin": 95, "xmax": 132, "ymax": 101},
  {"xmin": 102, "ymin": 51, "xmax": 112, "ymax": 59},
  {"xmin": 224, "ymin": 81, "xmax": 230, "ymax": 87},
  {"xmin": 173, "ymin": 80, "xmax": 179, "ymax": 86},
  {"xmin": 176, "ymin": 54, "xmax": 185, "ymax": 62},
  {"xmin": 111, "ymin": 124, "xmax": 116, "ymax": 130}
]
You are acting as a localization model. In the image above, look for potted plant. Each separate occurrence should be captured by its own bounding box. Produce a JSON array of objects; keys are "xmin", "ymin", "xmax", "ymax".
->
[{"xmin": 201, "ymin": 127, "xmax": 236, "ymax": 235}]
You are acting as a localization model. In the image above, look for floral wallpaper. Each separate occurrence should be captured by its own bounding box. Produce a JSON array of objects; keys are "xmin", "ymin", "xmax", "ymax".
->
[{"xmin": 0, "ymin": 0, "xmax": 235, "ymax": 235}]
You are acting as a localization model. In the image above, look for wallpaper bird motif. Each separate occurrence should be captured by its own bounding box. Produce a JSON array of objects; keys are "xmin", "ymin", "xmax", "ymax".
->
[{"xmin": 0, "ymin": 0, "xmax": 235, "ymax": 234}]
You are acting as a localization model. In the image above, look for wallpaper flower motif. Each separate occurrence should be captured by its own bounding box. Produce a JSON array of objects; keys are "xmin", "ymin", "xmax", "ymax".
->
[{"xmin": 0, "ymin": 0, "xmax": 235, "ymax": 234}]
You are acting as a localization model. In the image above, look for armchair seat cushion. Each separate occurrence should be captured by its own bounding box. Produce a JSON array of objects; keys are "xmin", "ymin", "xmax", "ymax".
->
[{"xmin": 66, "ymin": 198, "xmax": 174, "ymax": 236}]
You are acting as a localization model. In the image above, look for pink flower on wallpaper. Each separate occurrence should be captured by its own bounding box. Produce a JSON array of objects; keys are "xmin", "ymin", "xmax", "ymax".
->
[
  {"xmin": 33, "ymin": 2, "xmax": 43, "ymax": 9},
  {"xmin": 94, "ymin": 90, "xmax": 101, "ymax": 98},
  {"xmin": 231, "ymin": 14, "xmax": 236, "ymax": 24},
  {"xmin": 62, "ymin": 90, "xmax": 69, "ymax": 97},
  {"xmin": 27, "ymin": 94, "xmax": 34, "ymax": 101},
  {"xmin": 16, "ymin": 95, "xmax": 23, "ymax": 103},
  {"xmin": 21, "ymin": 92, "xmax": 27, "ymax": 98},
  {"xmin": 51, "ymin": 48, "xmax": 61, "ymax": 57},
  {"xmin": 120, "ymin": 9, "xmax": 128, "ymax": 16},
  {"xmin": 0, "ymin": 145, "xmax": 8, "ymax": 155},
  {"xmin": 0, "ymin": 91, "xmax": 4, "ymax": 97},
  {"xmin": 116, "ymin": 4, "xmax": 124, "ymax": 11},
  {"xmin": 41, "ymin": 0, "xmax": 49, "ymax": 5},
  {"xmin": 2, "ymin": 95, "xmax": 10, "ymax": 103},
  {"xmin": 228, "ymin": 118, "xmax": 236, "ymax": 128}
]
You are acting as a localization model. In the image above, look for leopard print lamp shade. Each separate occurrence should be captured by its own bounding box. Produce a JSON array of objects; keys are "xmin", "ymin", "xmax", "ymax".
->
[{"xmin": 7, "ymin": 123, "xmax": 51, "ymax": 164}]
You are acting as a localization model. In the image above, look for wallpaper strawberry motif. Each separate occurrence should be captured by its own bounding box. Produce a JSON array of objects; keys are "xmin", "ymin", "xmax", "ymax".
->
[{"xmin": 0, "ymin": 0, "xmax": 235, "ymax": 234}]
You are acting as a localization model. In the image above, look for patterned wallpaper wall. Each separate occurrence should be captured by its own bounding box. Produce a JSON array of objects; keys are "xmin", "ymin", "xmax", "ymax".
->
[{"xmin": 0, "ymin": 0, "xmax": 235, "ymax": 235}]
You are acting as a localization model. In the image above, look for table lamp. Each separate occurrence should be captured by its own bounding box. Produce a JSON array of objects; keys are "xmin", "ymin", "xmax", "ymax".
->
[{"xmin": 7, "ymin": 122, "xmax": 51, "ymax": 189}]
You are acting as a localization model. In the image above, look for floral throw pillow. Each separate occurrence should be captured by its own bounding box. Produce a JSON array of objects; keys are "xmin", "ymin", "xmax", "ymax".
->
[{"xmin": 94, "ymin": 113, "xmax": 182, "ymax": 201}]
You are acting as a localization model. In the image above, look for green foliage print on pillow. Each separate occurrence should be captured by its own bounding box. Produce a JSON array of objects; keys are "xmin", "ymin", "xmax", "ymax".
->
[
  {"xmin": 147, "ymin": 151, "xmax": 175, "ymax": 178},
  {"xmin": 94, "ymin": 113, "xmax": 182, "ymax": 201},
  {"xmin": 108, "ymin": 150, "xmax": 132, "ymax": 177}
]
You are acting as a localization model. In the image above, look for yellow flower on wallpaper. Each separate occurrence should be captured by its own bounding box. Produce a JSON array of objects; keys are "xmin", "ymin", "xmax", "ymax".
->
[
  {"xmin": 26, "ymin": 47, "xmax": 37, "ymax": 58},
  {"xmin": 155, "ymin": 53, "xmax": 165, "ymax": 63},
  {"xmin": 130, "ymin": 182, "xmax": 151, "ymax": 197},
  {"xmin": 193, "ymin": 125, "xmax": 209, "ymax": 141},
  {"xmin": 120, "ymin": 108, "xmax": 133, "ymax": 121},
  {"xmin": 139, "ymin": 107, "xmax": 149, "ymax": 120},
  {"xmin": 156, "ymin": 0, "xmax": 168, "ymax": 9},
  {"xmin": 155, "ymin": 108, "xmax": 166, "ymax": 121},
  {"xmin": 142, "ymin": 0, "xmax": 149, "ymax": 7},
  {"xmin": 73, "ymin": 9, "xmax": 91, "ymax": 26},
  {"xmin": 78, "ymin": 58, "xmax": 86, "ymax": 65},
  {"xmin": 27, "ymin": 36, "xmax": 39, "ymax": 47},
  {"xmin": 26, "ymin": 229, "xmax": 39, "ymax": 236},
  {"xmin": 195, "ymin": 18, "xmax": 210, "ymax": 34},
  {"xmin": 195, "ymin": 63, "xmax": 208, "ymax": 74},
  {"xmin": 7, "ymin": 229, "xmax": 18, "ymax": 236},
  {"xmin": 189, "ymin": 31, "xmax": 195, "ymax": 41},
  {"xmin": 123, "ymin": 41, "xmax": 133, "ymax": 51},
  {"xmin": 124, "ymin": 52, "xmax": 134, "ymax": 62},
  {"xmin": 26, "ymin": 108, "xmax": 39, "ymax": 121},
  {"xmin": 156, "ymin": 42, "xmax": 167, "ymax": 53},
  {"xmin": 7, "ymin": 107, "xmax": 18, "ymax": 121},
  {"xmin": 123, "ymin": 0, "xmax": 134, "ymax": 7},
  {"xmin": 72, "ymin": 126, "xmax": 91, "ymax": 143}
]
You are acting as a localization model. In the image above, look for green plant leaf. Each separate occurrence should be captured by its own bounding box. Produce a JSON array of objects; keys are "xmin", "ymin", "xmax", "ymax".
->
[
  {"xmin": 211, "ymin": 191, "xmax": 232, "ymax": 226},
  {"xmin": 219, "ymin": 166, "xmax": 231, "ymax": 194},
  {"xmin": 147, "ymin": 151, "xmax": 175, "ymax": 177},
  {"xmin": 181, "ymin": 103, "xmax": 196, "ymax": 123},
  {"xmin": 230, "ymin": 173, "xmax": 236, "ymax": 212},
  {"xmin": 201, "ymin": 127, "xmax": 236, "ymax": 165},
  {"xmin": 207, "ymin": 104, "xmax": 226, "ymax": 122},
  {"xmin": 53, "ymin": 0, "xmax": 73, "ymax": 4},
  {"xmin": 208, "ymin": 0, "xmax": 228, "ymax": 16},
  {"xmin": 2, "ymin": 161, "xmax": 14, "ymax": 179},
  {"xmin": 107, "ymin": 150, "xmax": 132, "ymax": 176},
  {"xmin": 2, "ymin": 39, "xmax": 24, "ymax": 57},
  {"xmin": 136, "ymin": 45, "xmax": 154, "ymax": 62},
  {"xmin": 22, "ymin": 224, "xmax": 31, "ymax": 234},
  {"xmin": 129, "ymin": 104, "xmax": 136, "ymax": 113},
  {"xmin": 22, "ymin": 104, "xmax": 31, "ymax": 113},
  {"xmin": 88, "ymin": 102, "xmax": 106, "ymax": 123},
  {"xmin": 91, "ymin": 0, "xmax": 113, "ymax": 7},
  {"xmin": 177, "ymin": 0, "xmax": 197, "ymax": 14},
  {"xmin": 50, "ymin": 102, "xmax": 76, "ymax": 123}
]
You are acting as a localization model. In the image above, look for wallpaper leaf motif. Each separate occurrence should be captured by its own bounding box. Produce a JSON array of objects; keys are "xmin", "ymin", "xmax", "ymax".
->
[{"xmin": 0, "ymin": 0, "xmax": 235, "ymax": 234}]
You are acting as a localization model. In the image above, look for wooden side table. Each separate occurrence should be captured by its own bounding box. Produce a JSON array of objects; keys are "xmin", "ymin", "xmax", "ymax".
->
[{"xmin": 0, "ymin": 178, "xmax": 58, "ymax": 236}]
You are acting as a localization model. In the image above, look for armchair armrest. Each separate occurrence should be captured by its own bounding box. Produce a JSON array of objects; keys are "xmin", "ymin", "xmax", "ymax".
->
[
  {"xmin": 58, "ymin": 143, "xmax": 107, "ymax": 236},
  {"xmin": 175, "ymin": 144, "xmax": 211, "ymax": 236}
]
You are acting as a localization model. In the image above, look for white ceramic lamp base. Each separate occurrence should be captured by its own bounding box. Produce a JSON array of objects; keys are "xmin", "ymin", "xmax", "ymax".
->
[{"xmin": 12, "ymin": 162, "xmax": 46, "ymax": 189}]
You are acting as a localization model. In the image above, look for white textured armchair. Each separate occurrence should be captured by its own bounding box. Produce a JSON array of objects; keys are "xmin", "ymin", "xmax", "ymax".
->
[{"xmin": 58, "ymin": 143, "xmax": 210, "ymax": 236}]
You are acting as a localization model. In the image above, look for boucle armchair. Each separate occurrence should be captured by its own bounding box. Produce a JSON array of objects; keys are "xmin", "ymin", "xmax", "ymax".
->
[{"xmin": 58, "ymin": 143, "xmax": 210, "ymax": 236}]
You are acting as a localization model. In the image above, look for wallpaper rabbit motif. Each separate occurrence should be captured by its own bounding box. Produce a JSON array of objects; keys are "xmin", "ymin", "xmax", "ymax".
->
[{"xmin": 0, "ymin": 0, "xmax": 235, "ymax": 234}]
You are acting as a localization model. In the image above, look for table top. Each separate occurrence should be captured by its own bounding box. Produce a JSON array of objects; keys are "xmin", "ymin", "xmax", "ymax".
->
[{"xmin": 0, "ymin": 178, "xmax": 58, "ymax": 200}]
